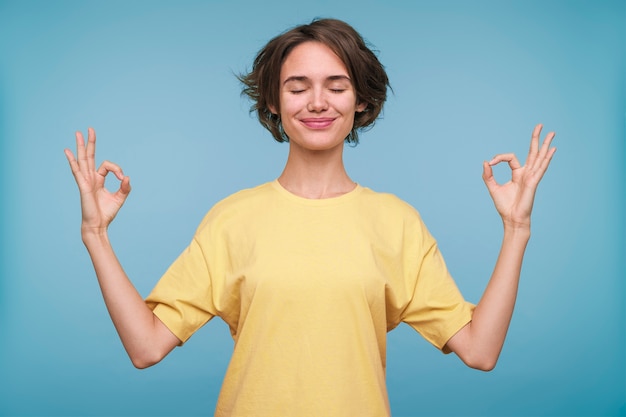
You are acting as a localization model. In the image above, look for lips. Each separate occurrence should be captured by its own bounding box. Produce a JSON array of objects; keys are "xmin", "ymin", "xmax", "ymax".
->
[{"xmin": 300, "ymin": 118, "xmax": 335, "ymax": 129}]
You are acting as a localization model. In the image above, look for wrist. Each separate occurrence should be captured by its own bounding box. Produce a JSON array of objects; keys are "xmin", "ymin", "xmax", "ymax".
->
[
  {"xmin": 502, "ymin": 221, "xmax": 531, "ymax": 241},
  {"xmin": 81, "ymin": 226, "xmax": 110, "ymax": 246}
]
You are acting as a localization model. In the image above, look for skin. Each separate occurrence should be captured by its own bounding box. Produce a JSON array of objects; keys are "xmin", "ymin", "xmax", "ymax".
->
[
  {"xmin": 64, "ymin": 41, "xmax": 556, "ymax": 371},
  {"xmin": 445, "ymin": 123, "xmax": 556, "ymax": 370},
  {"xmin": 270, "ymin": 42, "xmax": 366, "ymax": 198},
  {"xmin": 64, "ymin": 129, "xmax": 179, "ymax": 368}
]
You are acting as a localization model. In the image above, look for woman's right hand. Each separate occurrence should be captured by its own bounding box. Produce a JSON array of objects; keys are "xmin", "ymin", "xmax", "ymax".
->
[{"xmin": 64, "ymin": 127, "xmax": 131, "ymax": 237}]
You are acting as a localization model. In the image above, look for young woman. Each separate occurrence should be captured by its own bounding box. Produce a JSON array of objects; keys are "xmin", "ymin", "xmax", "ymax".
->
[{"xmin": 64, "ymin": 18, "xmax": 556, "ymax": 417}]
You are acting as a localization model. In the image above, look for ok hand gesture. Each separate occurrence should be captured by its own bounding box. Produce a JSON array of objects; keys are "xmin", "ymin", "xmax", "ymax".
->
[
  {"xmin": 482, "ymin": 124, "xmax": 557, "ymax": 229},
  {"xmin": 64, "ymin": 128, "xmax": 131, "ymax": 236}
]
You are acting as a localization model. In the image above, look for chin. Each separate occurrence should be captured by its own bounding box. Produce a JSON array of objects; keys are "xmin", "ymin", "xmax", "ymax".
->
[
  {"xmin": 293, "ymin": 138, "xmax": 346, "ymax": 152},
  {"xmin": 288, "ymin": 130, "xmax": 349, "ymax": 150}
]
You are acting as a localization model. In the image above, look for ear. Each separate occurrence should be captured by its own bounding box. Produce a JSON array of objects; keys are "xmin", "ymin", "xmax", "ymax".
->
[
  {"xmin": 356, "ymin": 101, "xmax": 367, "ymax": 113},
  {"xmin": 268, "ymin": 104, "xmax": 278, "ymax": 115}
]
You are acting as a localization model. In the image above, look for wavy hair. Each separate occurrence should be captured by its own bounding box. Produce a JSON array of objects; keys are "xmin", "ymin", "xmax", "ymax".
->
[{"xmin": 239, "ymin": 18, "xmax": 390, "ymax": 144}]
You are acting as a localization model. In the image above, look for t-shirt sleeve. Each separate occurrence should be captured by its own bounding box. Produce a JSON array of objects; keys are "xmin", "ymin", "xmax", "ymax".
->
[
  {"xmin": 400, "ymin": 214, "xmax": 475, "ymax": 353},
  {"xmin": 145, "ymin": 234, "xmax": 218, "ymax": 344}
]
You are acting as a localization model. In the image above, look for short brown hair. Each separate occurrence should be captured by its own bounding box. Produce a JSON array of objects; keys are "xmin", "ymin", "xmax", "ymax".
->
[{"xmin": 239, "ymin": 18, "xmax": 390, "ymax": 144}]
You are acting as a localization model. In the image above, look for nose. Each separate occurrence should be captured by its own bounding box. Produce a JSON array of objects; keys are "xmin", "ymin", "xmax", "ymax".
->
[{"xmin": 307, "ymin": 88, "xmax": 328, "ymax": 112}]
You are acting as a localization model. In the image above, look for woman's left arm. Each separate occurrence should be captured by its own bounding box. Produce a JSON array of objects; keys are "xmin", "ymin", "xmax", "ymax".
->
[{"xmin": 445, "ymin": 124, "xmax": 557, "ymax": 371}]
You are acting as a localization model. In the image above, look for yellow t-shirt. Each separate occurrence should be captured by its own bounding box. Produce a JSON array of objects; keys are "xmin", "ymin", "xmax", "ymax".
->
[{"xmin": 146, "ymin": 181, "xmax": 474, "ymax": 417}]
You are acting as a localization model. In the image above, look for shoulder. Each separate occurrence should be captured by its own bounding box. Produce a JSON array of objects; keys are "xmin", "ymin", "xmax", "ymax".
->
[
  {"xmin": 358, "ymin": 186, "xmax": 423, "ymax": 221},
  {"xmin": 357, "ymin": 186, "xmax": 435, "ymax": 245},
  {"xmin": 214, "ymin": 182, "xmax": 275, "ymax": 210},
  {"xmin": 195, "ymin": 182, "xmax": 275, "ymax": 233}
]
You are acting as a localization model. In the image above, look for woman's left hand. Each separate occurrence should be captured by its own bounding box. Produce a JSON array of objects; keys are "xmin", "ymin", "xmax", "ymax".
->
[{"xmin": 482, "ymin": 124, "xmax": 557, "ymax": 229}]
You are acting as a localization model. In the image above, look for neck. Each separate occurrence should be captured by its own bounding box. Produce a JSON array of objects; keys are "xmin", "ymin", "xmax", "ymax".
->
[{"xmin": 278, "ymin": 142, "xmax": 355, "ymax": 199}]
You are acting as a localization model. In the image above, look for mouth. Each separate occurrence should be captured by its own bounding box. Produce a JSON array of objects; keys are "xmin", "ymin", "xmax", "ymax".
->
[{"xmin": 300, "ymin": 117, "xmax": 335, "ymax": 129}]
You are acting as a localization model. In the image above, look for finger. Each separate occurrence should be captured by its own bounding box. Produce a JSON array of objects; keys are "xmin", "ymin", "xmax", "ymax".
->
[
  {"xmin": 536, "ymin": 146, "xmax": 557, "ymax": 177},
  {"xmin": 525, "ymin": 124, "xmax": 542, "ymax": 168},
  {"xmin": 86, "ymin": 127, "xmax": 97, "ymax": 173},
  {"xmin": 528, "ymin": 130, "xmax": 556, "ymax": 175},
  {"xmin": 64, "ymin": 148, "xmax": 80, "ymax": 177},
  {"xmin": 489, "ymin": 153, "xmax": 521, "ymax": 171},
  {"xmin": 537, "ymin": 131, "xmax": 556, "ymax": 163},
  {"xmin": 115, "ymin": 176, "xmax": 132, "ymax": 200},
  {"xmin": 97, "ymin": 160, "xmax": 125, "ymax": 181},
  {"xmin": 482, "ymin": 161, "xmax": 498, "ymax": 191},
  {"xmin": 75, "ymin": 131, "xmax": 88, "ymax": 174}
]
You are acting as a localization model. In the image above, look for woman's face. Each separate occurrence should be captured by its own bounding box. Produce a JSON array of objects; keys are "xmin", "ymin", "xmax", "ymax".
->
[{"xmin": 273, "ymin": 41, "xmax": 366, "ymax": 153}]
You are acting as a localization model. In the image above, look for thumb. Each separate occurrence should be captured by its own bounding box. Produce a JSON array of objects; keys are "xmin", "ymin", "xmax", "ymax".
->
[
  {"xmin": 482, "ymin": 161, "xmax": 497, "ymax": 190},
  {"xmin": 482, "ymin": 161, "xmax": 501, "ymax": 199},
  {"xmin": 115, "ymin": 176, "xmax": 132, "ymax": 200}
]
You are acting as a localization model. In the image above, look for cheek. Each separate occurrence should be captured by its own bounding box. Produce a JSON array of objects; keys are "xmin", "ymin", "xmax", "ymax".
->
[
  {"xmin": 279, "ymin": 94, "xmax": 303, "ymax": 116},
  {"xmin": 339, "ymin": 94, "xmax": 360, "ymax": 114}
]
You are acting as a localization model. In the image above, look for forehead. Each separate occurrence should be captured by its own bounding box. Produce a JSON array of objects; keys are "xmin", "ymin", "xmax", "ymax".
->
[{"xmin": 280, "ymin": 41, "xmax": 349, "ymax": 80}]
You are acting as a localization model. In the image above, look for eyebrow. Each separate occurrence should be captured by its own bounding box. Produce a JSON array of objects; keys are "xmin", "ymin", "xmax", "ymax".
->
[{"xmin": 282, "ymin": 75, "xmax": 351, "ymax": 85}]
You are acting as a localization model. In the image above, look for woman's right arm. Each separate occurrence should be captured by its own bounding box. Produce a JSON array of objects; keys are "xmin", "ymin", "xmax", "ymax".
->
[{"xmin": 65, "ymin": 128, "xmax": 180, "ymax": 369}]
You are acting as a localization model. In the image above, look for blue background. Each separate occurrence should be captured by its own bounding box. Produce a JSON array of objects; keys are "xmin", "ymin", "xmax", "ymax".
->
[{"xmin": 1, "ymin": 1, "xmax": 624, "ymax": 416}]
